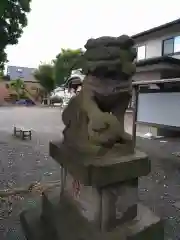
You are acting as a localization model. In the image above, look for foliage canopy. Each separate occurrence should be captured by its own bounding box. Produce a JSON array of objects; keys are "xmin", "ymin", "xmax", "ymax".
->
[
  {"xmin": 54, "ymin": 48, "xmax": 84, "ymax": 86},
  {"xmin": 0, "ymin": 0, "xmax": 31, "ymax": 69},
  {"xmin": 8, "ymin": 78, "xmax": 25, "ymax": 99},
  {"xmin": 34, "ymin": 64, "xmax": 55, "ymax": 94}
]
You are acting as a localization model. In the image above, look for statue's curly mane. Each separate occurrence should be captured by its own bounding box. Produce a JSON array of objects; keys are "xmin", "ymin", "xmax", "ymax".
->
[{"xmin": 62, "ymin": 35, "xmax": 136, "ymax": 155}]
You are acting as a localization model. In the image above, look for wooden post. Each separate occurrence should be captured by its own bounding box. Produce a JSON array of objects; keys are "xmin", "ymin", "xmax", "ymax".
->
[
  {"xmin": 60, "ymin": 167, "xmax": 67, "ymax": 198},
  {"xmin": 132, "ymin": 85, "xmax": 139, "ymax": 150},
  {"xmin": 13, "ymin": 127, "xmax": 16, "ymax": 136},
  {"xmin": 29, "ymin": 131, "xmax": 32, "ymax": 140}
]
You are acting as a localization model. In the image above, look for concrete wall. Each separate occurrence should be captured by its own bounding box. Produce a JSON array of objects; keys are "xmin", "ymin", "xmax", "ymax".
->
[
  {"xmin": 24, "ymin": 82, "xmax": 42, "ymax": 94},
  {"xmin": 24, "ymin": 82, "xmax": 43, "ymax": 101},
  {"xmin": 0, "ymin": 81, "xmax": 43, "ymax": 103},
  {"xmin": 135, "ymin": 25, "xmax": 180, "ymax": 59},
  {"xmin": 0, "ymin": 82, "xmax": 9, "ymax": 104}
]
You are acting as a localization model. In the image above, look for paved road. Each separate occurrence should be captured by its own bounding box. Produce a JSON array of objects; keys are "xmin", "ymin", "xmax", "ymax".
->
[
  {"xmin": 0, "ymin": 106, "xmax": 64, "ymax": 134},
  {"xmin": 0, "ymin": 107, "xmax": 64, "ymax": 240},
  {"xmin": 0, "ymin": 107, "xmax": 64, "ymax": 190},
  {"xmin": 0, "ymin": 107, "xmax": 180, "ymax": 239}
]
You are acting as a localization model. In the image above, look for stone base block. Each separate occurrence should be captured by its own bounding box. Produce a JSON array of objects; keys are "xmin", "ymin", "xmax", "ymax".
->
[
  {"xmin": 64, "ymin": 174, "xmax": 139, "ymax": 230},
  {"xmin": 50, "ymin": 141, "xmax": 150, "ymax": 187},
  {"xmin": 107, "ymin": 204, "xmax": 164, "ymax": 239},
  {"xmin": 101, "ymin": 178, "xmax": 138, "ymax": 230},
  {"xmin": 20, "ymin": 208, "xmax": 56, "ymax": 240},
  {"xmin": 20, "ymin": 192, "xmax": 164, "ymax": 240}
]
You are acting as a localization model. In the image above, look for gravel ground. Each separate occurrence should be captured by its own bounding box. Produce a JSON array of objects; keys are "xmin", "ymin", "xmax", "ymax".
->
[
  {"xmin": 0, "ymin": 131, "xmax": 60, "ymax": 190},
  {"xmin": 0, "ymin": 107, "xmax": 180, "ymax": 239},
  {"xmin": 137, "ymin": 137, "xmax": 180, "ymax": 240},
  {"xmin": 0, "ymin": 107, "xmax": 62, "ymax": 240}
]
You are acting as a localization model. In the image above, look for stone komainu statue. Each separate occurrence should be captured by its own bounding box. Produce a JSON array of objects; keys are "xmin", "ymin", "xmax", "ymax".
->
[{"xmin": 62, "ymin": 35, "xmax": 137, "ymax": 155}]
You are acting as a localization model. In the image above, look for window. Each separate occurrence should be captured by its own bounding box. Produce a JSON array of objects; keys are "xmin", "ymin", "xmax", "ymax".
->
[
  {"xmin": 17, "ymin": 68, "xmax": 23, "ymax": 73},
  {"xmin": 162, "ymin": 36, "xmax": 180, "ymax": 55},
  {"xmin": 174, "ymin": 36, "xmax": 180, "ymax": 52},
  {"xmin": 137, "ymin": 45, "xmax": 146, "ymax": 60},
  {"xmin": 162, "ymin": 38, "xmax": 174, "ymax": 55}
]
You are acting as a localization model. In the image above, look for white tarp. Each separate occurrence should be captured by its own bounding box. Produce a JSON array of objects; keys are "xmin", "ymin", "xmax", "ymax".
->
[{"xmin": 137, "ymin": 92, "xmax": 180, "ymax": 127}]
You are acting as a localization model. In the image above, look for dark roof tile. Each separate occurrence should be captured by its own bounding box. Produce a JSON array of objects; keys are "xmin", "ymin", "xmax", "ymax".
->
[{"xmin": 132, "ymin": 18, "xmax": 180, "ymax": 39}]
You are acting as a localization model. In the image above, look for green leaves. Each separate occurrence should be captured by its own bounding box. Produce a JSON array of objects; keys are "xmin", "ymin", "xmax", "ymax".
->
[
  {"xmin": 34, "ymin": 64, "xmax": 55, "ymax": 94},
  {"xmin": 10, "ymin": 78, "xmax": 24, "ymax": 89},
  {"xmin": 8, "ymin": 78, "xmax": 25, "ymax": 99},
  {"xmin": 54, "ymin": 48, "xmax": 84, "ymax": 86},
  {"xmin": 0, "ymin": 0, "xmax": 31, "ymax": 68},
  {"xmin": 34, "ymin": 48, "xmax": 84, "ymax": 92}
]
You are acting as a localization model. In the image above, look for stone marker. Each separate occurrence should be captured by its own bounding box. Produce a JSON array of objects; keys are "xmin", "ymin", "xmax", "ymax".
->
[{"xmin": 20, "ymin": 35, "xmax": 164, "ymax": 239}]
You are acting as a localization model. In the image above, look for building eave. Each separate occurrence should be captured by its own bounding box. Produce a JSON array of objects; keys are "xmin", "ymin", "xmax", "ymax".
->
[
  {"xmin": 136, "ymin": 56, "xmax": 180, "ymax": 67},
  {"xmin": 131, "ymin": 18, "xmax": 180, "ymax": 40}
]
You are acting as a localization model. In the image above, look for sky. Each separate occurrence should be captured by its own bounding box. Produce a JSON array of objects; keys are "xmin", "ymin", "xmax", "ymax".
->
[{"xmin": 5, "ymin": 0, "xmax": 180, "ymax": 68}]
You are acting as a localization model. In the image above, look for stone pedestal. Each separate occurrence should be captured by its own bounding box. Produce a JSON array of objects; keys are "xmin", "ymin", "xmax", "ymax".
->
[
  {"xmin": 20, "ymin": 141, "xmax": 164, "ymax": 239},
  {"xmin": 21, "ymin": 189, "xmax": 164, "ymax": 240},
  {"xmin": 49, "ymin": 141, "xmax": 150, "ymax": 187},
  {"xmin": 62, "ymin": 172, "xmax": 139, "ymax": 231}
]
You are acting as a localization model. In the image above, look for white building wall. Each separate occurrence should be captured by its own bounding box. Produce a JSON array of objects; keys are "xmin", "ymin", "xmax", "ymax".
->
[
  {"xmin": 135, "ymin": 29, "xmax": 180, "ymax": 59},
  {"xmin": 133, "ymin": 24, "xmax": 180, "ymax": 133}
]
